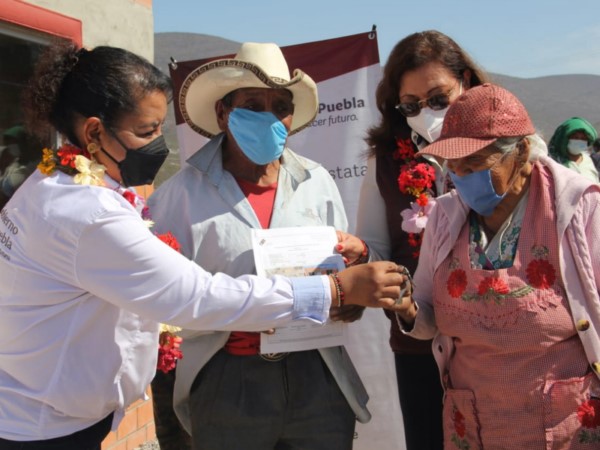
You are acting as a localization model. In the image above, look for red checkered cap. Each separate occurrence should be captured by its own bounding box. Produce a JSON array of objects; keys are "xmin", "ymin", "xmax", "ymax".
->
[{"xmin": 417, "ymin": 83, "xmax": 536, "ymax": 160}]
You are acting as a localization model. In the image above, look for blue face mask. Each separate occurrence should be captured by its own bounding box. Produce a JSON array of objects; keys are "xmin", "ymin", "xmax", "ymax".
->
[
  {"xmin": 449, "ymin": 152, "xmax": 518, "ymax": 217},
  {"xmin": 227, "ymin": 108, "xmax": 288, "ymax": 165},
  {"xmin": 449, "ymin": 169, "xmax": 505, "ymax": 217}
]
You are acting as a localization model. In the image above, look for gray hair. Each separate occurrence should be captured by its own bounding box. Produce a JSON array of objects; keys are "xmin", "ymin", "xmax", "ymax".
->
[{"xmin": 493, "ymin": 133, "xmax": 548, "ymax": 161}]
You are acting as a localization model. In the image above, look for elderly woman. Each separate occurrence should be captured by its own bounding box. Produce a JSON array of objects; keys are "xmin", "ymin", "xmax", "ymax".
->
[
  {"xmin": 549, "ymin": 116, "xmax": 599, "ymax": 183},
  {"xmin": 395, "ymin": 84, "xmax": 600, "ymax": 448}
]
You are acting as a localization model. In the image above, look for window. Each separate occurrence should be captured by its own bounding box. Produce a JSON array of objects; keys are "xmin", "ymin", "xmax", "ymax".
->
[{"xmin": 0, "ymin": 1, "xmax": 81, "ymax": 208}]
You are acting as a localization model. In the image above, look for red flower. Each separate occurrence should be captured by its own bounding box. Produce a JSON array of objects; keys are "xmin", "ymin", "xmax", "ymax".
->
[
  {"xmin": 141, "ymin": 206, "xmax": 151, "ymax": 221},
  {"xmin": 526, "ymin": 258, "xmax": 556, "ymax": 289},
  {"xmin": 156, "ymin": 231, "xmax": 181, "ymax": 253},
  {"xmin": 447, "ymin": 269, "xmax": 468, "ymax": 298},
  {"xmin": 392, "ymin": 136, "xmax": 437, "ymax": 259},
  {"xmin": 121, "ymin": 190, "xmax": 137, "ymax": 207},
  {"xmin": 157, "ymin": 332, "xmax": 183, "ymax": 374},
  {"xmin": 453, "ymin": 409, "xmax": 466, "ymax": 438},
  {"xmin": 398, "ymin": 162, "xmax": 435, "ymax": 196},
  {"xmin": 477, "ymin": 277, "xmax": 510, "ymax": 296},
  {"xmin": 416, "ymin": 192, "xmax": 429, "ymax": 207},
  {"xmin": 56, "ymin": 144, "xmax": 82, "ymax": 169},
  {"xmin": 394, "ymin": 137, "xmax": 415, "ymax": 161},
  {"xmin": 407, "ymin": 232, "xmax": 422, "ymax": 248},
  {"xmin": 577, "ymin": 399, "xmax": 600, "ymax": 428}
]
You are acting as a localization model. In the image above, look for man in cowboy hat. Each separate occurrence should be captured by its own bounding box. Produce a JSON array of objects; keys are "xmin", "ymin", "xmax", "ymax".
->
[{"xmin": 148, "ymin": 42, "xmax": 370, "ymax": 449}]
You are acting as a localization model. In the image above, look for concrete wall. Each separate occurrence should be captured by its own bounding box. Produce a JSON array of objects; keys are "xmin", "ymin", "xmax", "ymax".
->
[{"xmin": 22, "ymin": 0, "xmax": 154, "ymax": 61}]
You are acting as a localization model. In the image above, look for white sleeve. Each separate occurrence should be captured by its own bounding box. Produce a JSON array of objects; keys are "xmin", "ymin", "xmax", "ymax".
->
[
  {"xmin": 75, "ymin": 209, "xmax": 331, "ymax": 331},
  {"xmin": 355, "ymin": 156, "xmax": 391, "ymax": 261}
]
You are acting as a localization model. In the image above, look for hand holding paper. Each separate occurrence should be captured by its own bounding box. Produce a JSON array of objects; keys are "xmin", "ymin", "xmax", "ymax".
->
[{"xmin": 252, "ymin": 226, "xmax": 347, "ymax": 353}]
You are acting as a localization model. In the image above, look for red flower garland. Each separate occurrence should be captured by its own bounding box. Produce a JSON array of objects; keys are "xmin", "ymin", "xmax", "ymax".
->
[
  {"xmin": 154, "ymin": 232, "xmax": 183, "ymax": 373},
  {"xmin": 157, "ymin": 332, "xmax": 183, "ymax": 374},
  {"xmin": 39, "ymin": 145, "xmax": 184, "ymax": 373},
  {"xmin": 56, "ymin": 144, "xmax": 88, "ymax": 169},
  {"xmin": 394, "ymin": 137, "xmax": 436, "ymax": 257},
  {"xmin": 38, "ymin": 144, "xmax": 92, "ymax": 177},
  {"xmin": 120, "ymin": 188, "xmax": 184, "ymax": 374},
  {"xmin": 156, "ymin": 231, "xmax": 181, "ymax": 253}
]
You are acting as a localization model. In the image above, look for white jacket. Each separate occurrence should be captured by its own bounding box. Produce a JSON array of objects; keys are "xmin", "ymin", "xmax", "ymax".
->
[{"xmin": 149, "ymin": 135, "xmax": 371, "ymax": 431}]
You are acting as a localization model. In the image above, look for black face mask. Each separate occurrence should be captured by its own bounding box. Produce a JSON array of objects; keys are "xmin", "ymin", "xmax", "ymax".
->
[{"xmin": 101, "ymin": 133, "xmax": 169, "ymax": 187}]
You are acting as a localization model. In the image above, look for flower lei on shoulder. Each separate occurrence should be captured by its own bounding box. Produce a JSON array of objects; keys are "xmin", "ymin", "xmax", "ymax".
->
[
  {"xmin": 38, "ymin": 144, "xmax": 183, "ymax": 373},
  {"xmin": 393, "ymin": 137, "xmax": 436, "ymax": 258}
]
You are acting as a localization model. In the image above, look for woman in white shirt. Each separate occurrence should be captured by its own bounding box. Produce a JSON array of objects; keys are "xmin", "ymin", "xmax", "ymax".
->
[{"xmin": 0, "ymin": 42, "xmax": 407, "ymax": 450}]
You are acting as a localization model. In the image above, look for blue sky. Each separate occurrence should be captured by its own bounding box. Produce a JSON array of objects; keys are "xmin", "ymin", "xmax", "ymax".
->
[{"xmin": 153, "ymin": 0, "xmax": 600, "ymax": 79}]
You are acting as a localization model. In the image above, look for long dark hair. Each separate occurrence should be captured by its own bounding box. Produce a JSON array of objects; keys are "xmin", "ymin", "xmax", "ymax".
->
[
  {"xmin": 366, "ymin": 30, "xmax": 488, "ymax": 157},
  {"xmin": 23, "ymin": 41, "xmax": 172, "ymax": 147}
]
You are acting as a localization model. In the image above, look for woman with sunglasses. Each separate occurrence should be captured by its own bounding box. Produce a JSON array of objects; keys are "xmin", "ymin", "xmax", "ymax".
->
[{"xmin": 336, "ymin": 30, "xmax": 488, "ymax": 450}]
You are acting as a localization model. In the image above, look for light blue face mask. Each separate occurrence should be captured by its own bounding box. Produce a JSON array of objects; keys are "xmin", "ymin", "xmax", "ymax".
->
[
  {"xmin": 449, "ymin": 152, "xmax": 518, "ymax": 217},
  {"xmin": 228, "ymin": 108, "xmax": 288, "ymax": 165},
  {"xmin": 450, "ymin": 169, "xmax": 505, "ymax": 217}
]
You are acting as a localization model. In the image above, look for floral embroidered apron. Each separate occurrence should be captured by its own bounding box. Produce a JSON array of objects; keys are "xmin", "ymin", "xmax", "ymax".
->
[{"xmin": 434, "ymin": 164, "xmax": 600, "ymax": 449}]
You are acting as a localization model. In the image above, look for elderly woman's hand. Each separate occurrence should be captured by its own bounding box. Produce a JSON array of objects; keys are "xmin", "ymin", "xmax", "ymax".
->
[
  {"xmin": 385, "ymin": 267, "xmax": 418, "ymax": 325},
  {"xmin": 335, "ymin": 230, "xmax": 369, "ymax": 266}
]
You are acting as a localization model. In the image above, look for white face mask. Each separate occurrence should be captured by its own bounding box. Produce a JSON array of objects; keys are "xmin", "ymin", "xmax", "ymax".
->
[
  {"xmin": 406, "ymin": 107, "xmax": 448, "ymax": 143},
  {"xmin": 567, "ymin": 139, "xmax": 589, "ymax": 156},
  {"xmin": 405, "ymin": 82, "xmax": 463, "ymax": 144}
]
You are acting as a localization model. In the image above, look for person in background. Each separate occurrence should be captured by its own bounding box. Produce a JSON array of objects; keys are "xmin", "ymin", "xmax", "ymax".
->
[
  {"xmin": 337, "ymin": 30, "xmax": 488, "ymax": 450},
  {"xmin": 148, "ymin": 42, "xmax": 371, "ymax": 450},
  {"xmin": 549, "ymin": 116, "xmax": 599, "ymax": 182},
  {"xmin": 396, "ymin": 83, "xmax": 600, "ymax": 448},
  {"xmin": 0, "ymin": 41, "xmax": 407, "ymax": 450},
  {"xmin": 0, "ymin": 126, "xmax": 40, "ymax": 209}
]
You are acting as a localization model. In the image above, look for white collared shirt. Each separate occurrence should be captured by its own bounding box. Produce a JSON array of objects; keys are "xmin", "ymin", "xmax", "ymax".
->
[{"xmin": 0, "ymin": 169, "xmax": 329, "ymax": 441}]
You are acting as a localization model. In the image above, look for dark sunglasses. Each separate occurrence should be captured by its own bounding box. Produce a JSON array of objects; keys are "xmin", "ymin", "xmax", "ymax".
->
[{"xmin": 395, "ymin": 85, "xmax": 458, "ymax": 117}]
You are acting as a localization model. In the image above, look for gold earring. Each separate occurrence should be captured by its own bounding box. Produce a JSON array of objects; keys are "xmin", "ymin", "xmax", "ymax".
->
[{"xmin": 87, "ymin": 143, "xmax": 99, "ymax": 154}]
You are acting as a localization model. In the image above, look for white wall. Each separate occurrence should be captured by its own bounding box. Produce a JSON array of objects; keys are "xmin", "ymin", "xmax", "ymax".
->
[{"xmin": 23, "ymin": 0, "xmax": 154, "ymax": 60}]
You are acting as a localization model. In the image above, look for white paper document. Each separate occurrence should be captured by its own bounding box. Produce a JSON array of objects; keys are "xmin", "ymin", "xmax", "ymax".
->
[{"xmin": 251, "ymin": 226, "xmax": 347, "ymax": 353}]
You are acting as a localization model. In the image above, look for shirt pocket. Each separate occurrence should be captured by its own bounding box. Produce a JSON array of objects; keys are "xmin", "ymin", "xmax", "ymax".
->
[{"xmin": 543, "ymin": 372, "xmax": 600, "ymax": 449}]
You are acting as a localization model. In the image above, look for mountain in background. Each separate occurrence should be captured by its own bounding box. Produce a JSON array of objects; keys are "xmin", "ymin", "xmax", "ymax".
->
[
  {"xmin": 153, "ymin": 32, "xmax": 600, "ymax": 184},
  {"xmin": 153, "ymin": 32, "xmax": 240, "ymax": 185}
]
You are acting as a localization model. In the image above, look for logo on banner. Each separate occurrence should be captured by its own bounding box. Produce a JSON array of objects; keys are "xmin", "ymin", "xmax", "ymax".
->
[{"xmin": 309, "ymin": 97, "xmax": 366, "ymax": 128}]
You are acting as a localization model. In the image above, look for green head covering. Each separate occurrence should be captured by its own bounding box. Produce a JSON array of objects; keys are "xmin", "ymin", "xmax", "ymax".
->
[{"xmin": 548, "ymin": 117, "xmax": 598, "ymax": 162}]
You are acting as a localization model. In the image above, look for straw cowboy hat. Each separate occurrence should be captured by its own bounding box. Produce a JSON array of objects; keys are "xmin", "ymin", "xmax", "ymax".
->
[{"xmin": 179, "ymin": 42, "xmax": 319, "ymax": 138}]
